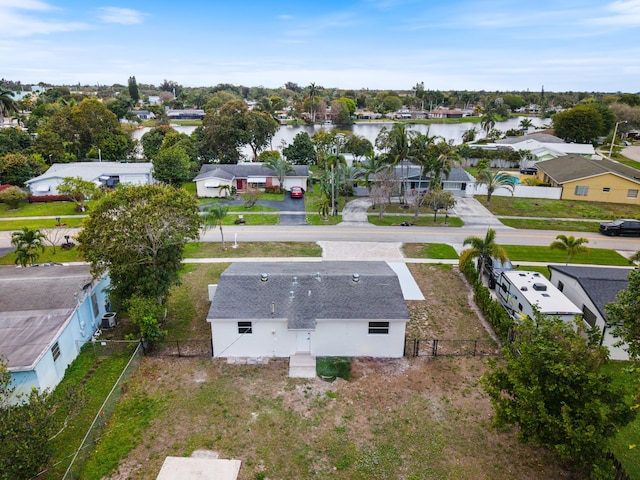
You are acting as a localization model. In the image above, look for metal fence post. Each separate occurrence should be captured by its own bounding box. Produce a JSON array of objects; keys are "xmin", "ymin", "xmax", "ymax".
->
[{"xmin": 432, "ymin": 339, "xmax": 438, "ymax": 357}]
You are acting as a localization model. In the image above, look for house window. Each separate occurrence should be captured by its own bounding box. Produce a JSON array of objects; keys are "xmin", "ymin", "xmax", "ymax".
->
[
  {"xmin": 238, "ymin": 322, "xmax": 253, "ymax": 334},
  {"xmin": 557, "ymin": 281, "xmax": 564, "ymax": 292},
  {"xmin": 582, "ymin": 306, "xmax": 597, "ymax": 328},
  {"xmin": 574, "ymin": 186, "xmax": 589, "ymax": 196},
  {"xmin": 91, "ymin": 293, "xmax": 99, "ymax": 318},
  {"xmin": 52, "ymin": 342, "xmax": 61, "ymax": 361},
  {"xmin": 368, "ymin": 321, "xmax": 389, "ymax": 334},
  {"xmin": 602, "ymin": 187, "xmax": 610, "ymax": 193},
  {"xmin": 627, "ymin": 189, "xmax": 639, "ymax": 199}
]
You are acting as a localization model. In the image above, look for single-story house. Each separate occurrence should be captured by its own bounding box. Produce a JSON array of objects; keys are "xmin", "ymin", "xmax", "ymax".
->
[
  {"xmin": 207, "ymin": 262, "xmax": 410, "ymax": 359},
  {"xmin": 391, "ymin": 162, "xmax": 476, "ymax": 197},
  {"xmin": 491, "ymin": 134, "xmax": 597, "ymax": 165},
  {"xmin": 535, "ymin": 155, "xmax": 640, "ymax": 204},
  {"xmin": 0, "ymin": 265, "xmax": 110, "ymax": 404},
  {"xmin": 194, "ymin": 163, "xmax": 309, "ymax": 198},
  {"xmin": 25, "ymin": 162, "xmax": 154, "ymax": 196},
  {"xmin": 166, "ymin": 109, "xmax": 205, "ymax": 120},
  {"xmin": 548, "ymin": 265, "xmax": 634, "ymax": 360},
  {"xmin": 428, "ymin": 109, "xmax": 465, "ymax": 119}
]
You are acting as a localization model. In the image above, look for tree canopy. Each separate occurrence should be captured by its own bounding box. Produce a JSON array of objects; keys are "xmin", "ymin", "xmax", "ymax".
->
[
  {"xmin": 282, "ymin": 132, "xmax": 316, "ymax": 165},
  {"xmin": 553, "ymin": 104, "xmax": 613, "ymax": 143},
  {"xmin": 483, "ymin": 314, "xmax": 636, "ymax": 476},
  {"xmin": 77, "ymin": 184, "xmax": 201, "ymax": 307},
  {"xmin": 605, "ymin": 268, "xmax": 640, "ymax": 359}
]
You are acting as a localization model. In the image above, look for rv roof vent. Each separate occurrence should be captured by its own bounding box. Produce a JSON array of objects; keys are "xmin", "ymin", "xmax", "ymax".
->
[
  {"xmin": 261, "ymin": 273, "xmax": 268, "ymax": 282},
  {"xmin": 520, "ymin": 286, "xmax": 528, "ymax": 291},
  {"xmin": 352, "ymin": 273, "xmax": 360, "ymax": 283},
  {"xmin": 518, "ymin": 273, "xmax": 526, "ymax": 276},
  {"xmin": 292, "ymin": 276, "xmax": 298, "ymax": 285},
  {"xmin": 541, "ymin": 293, "xmax": 551, "ymax": 297},
  {"xmin": 532, "ymin": 283, "xmax": 547, "ymax": 291},
  {"xmin": 533, "ymin": 272, "xmax": 541, "ymax": 277}
]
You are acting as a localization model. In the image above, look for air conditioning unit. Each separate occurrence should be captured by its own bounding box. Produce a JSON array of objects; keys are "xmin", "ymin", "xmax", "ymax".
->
[{"xmin": 101, "ymin": 312, "xmax": 117, "ymax": 329}]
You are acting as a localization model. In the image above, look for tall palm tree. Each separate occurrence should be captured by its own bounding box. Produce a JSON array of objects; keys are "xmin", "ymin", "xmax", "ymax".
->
[
  {"xmin": 480, "ymin": 112, "xmax": 497, "ymax": 138},
  {"xmin": 461, "ymin": 128, "xmax": 477, "ymax": 143},
  {"xmin": 358, "ymin": 152, "xmax": 388, "ymax": 194},
  {"xmin": 0, "ymin": 89, "xmax": 18, "ymax": 125},
  {"xmin": 307, "ymin": 83, "xmax": 318, "ymax": 123},
  {"xmin": 11, "ymin": 227, "xmax": 46, "ymax": 267},
  {"xmin": 264, "ymin": 155, "xmax": 294, "ymax": 193},
  {"xmin": 378, "ymin": 123, "xmax": 410, "ymax": 203},
  {"xmin": 461, "ymin": 228, "xmax": 507, "ymax": 281},
  {"xmin": 475, "ymin": 168, "xmax": 516, "ymax": 206},
  {"xmin": 549, "ymin": 235, "xmax": 589, "ymax": 265},
  {"xmin": 203, "ymin": 204, "xmax": 229, "ymax": 251}
]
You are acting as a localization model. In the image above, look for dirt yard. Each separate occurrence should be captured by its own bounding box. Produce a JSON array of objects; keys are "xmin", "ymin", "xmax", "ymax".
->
[{"xmin": 96, "ymin": 264, "xmax": 578, "ymax": 480}]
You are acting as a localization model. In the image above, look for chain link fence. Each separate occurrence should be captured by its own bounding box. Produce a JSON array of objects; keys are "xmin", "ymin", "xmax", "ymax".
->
[{"xmin": 404, "ymin": 338, "xmax": 500, "ymax": 357}]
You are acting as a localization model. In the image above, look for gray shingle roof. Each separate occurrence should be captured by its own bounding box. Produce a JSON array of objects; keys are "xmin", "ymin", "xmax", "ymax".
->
[
  {"xmin": 497, "ymin": 133, "xmax": 566, "ymax": 144},
  {"xmin": 195, "ymin": 163, "xmax": 309, "ymax": 181},
  {"xmin": 0, "ymin": 265, "xmax": 94, "ymax": 370},
  {"xmin": 536, "ymin": 155, "xmax": 640, "ymax": 184},
  {"xmin": 549, "ymin": 265, "xmax": 633, "ymax": 318},
  {"xmin": 209, "ymin": 262, "xmax": 409, "ymax": 330}
]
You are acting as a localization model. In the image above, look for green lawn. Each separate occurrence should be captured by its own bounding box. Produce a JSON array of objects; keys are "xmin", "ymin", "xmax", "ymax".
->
[
  {"xmin": 0, "ymin": 245, "xmax": 84, "ymax": 265},
  {"xmin": 401, "ymin": 243, "xmax": 459, "ymax": 259},
  {"xmin": 0, "ymin": 200, "xmax": 94, "ymax": 217},
  {"xmin": 368, "ymin": 215, "xmax": 463, "ymax": 227},
  {"xmin": 499, "ymin": 218, "xmax": 601, "ymax": 232},
  {"xmin": 183, "ymin": 241, "xmax": 323, "ymax": 258},
  {"xmin": 502, "ymin": 245, "xmax": 632, "ymax": 266},
  {"xmin": 485, "ymin": 196, "xmax": 639, "ymax": 220},
  {"xmin": 0, "ymin": 217, "xmax": 86, "ymax": 231}
]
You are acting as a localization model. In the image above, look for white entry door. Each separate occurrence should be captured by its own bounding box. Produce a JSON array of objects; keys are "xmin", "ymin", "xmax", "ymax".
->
[{"xmin": 296, "ymin": 331, "xmax": 311, "ymax": 353}]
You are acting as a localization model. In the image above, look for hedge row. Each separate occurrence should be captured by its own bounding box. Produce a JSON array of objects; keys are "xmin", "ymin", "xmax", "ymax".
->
[
  {"xmin": 460, "ymin": 258, "xmax": 513, "ymax": 343},
  {"xmin": 28, "ymin": 195, "xmax": 69, "ymax": 203}
]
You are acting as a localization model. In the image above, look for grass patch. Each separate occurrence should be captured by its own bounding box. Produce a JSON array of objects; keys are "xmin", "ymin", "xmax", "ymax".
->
[
  {"xmin": 499, "ymin": 218, "xmax": 601, "ymax": 232},
  {"xmin": 46, "ymin": 345, "xmax": 135, "ymax": 479},
  {"xmin": 183, "ymin": 241, "xmax": 322, "ymax": 258},
  {"xmin": 316, "ymin": 357, "xmax": 352, "ymax": 381},
  {"xmin": 602, "ymin": 361, "xmax": 640, "ymax": 479},
  {"xmin": 306, "ymin": 213, "xmax": 342, "ymax": 225},
  {"xmin": 402, "ymin": 243, "xmax": 459, "ymax": 259},
  {"xmin": 0, "ymin": 217, "xmax": 86, "ymax": 230},
  {"xmin": 368, "ymin": 215, "xmax": 463, "ymax": 227},
  {"xmin": 0, "ymin": 200, "xmax": 95, "ymax": 217},
  {"xmin": 502, "ymin": 245, "xmax": 632, "ymax": 266},
  {"xmin": 484, "ymin": 196, "xmax": 639, "ymax": 219},
  {"xmin": 515, "ymin": 265, "xmax": 550, "ymax": 278},
  {"xmin": 0, "ymin": 245, "xmax": 84, "ymax": 265}
]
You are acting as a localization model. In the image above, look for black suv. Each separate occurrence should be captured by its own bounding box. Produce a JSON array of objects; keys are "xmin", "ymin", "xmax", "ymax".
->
[
  {"xmin": 599, "ymin": 219, "xmax": 640, "ymax": 236},
  {"xmin": 519, "ymin": 167, "xmax": 537, "ymax": 175},
  {"xmin": 480, "ymin": 256, "xmax": 515, "ymax": 289}
]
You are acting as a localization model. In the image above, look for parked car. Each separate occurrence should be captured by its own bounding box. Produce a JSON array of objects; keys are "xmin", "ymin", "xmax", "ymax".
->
[
  {"xmin": 480, "ymin": 255, "xmax": 515, "ymax": 289},
  {"xmin": 599, "ymin": 219, "xmax": 640, "ymax": 236},
  {"xmin": 289, "ymin": 186, "xmax": 304, "ymax": 198},
  {"xmin": 519, "ymin": 167, "xmax": 537, "ymax": 175}
]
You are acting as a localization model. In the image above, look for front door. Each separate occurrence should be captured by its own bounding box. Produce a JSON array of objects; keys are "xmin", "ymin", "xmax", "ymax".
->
[{"xmin": 296, "ymin": 331, "xmax": 311, "ymax": 353}]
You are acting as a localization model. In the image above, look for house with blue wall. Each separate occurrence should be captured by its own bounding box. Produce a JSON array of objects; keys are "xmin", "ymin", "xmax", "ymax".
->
[{"xmin": 0, "ymin": 264, "xmax": 110, "ymax": 403}]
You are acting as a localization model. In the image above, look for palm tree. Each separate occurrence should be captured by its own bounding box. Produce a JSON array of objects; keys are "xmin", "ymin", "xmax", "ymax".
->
[
  {"xmin": 549, "ymin": 235, "xmax": 589, "ymax": 265},
  {"xmin": 480, "ymin": 112, "xmax": 497, "ymax": 138},
  {"xmin": 307, "ymin": 83, "xmax": 318, "ymax": 123},
  {"xmin": 0, "ymin": 89, "xmax": 18, "ymax": 125},
  {"xmin": 378, "ymin": 123, "xmax": 410, "ymax": 204},
  {"xmin": 461, "ymin": 228, "xmax": 507, "ymax": 281},
  {"xmin": 11, "ymin": 227, "xmax": 46, "ymax": 266},
  {"xmin": 461, "ymin": 128, "xmax": 477, "ymax": 143},
  {"xmin": 203, "ymin": 204, "xmax": 229, "ymax": 251},
  {"xmin": 475, "ymin": 168, "xmax": 516, "ymax": 206},
  {"xmin": 519, "ymin": 119, "xmax": 533, "ymax": 131},
  {"xmin": 358, "ymin": 152, "xmax": 388, "ymax": 194},
  {"xmin": 264, "ymin": 155, "xmax": 294, "ymax": 193}
]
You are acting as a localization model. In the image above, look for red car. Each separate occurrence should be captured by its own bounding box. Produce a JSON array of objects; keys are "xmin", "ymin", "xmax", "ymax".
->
[{"xmin": 289, "ymin": 186, "xmax": 304, "ymax": 198}]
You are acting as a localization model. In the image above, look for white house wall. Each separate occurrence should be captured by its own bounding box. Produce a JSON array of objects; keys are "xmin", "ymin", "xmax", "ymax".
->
[
  {"xmin": 196, "ymin": 180, "xmax": 232, "ymax": 198},
  {"xmin": 283, "ymin": 177, "xmax": 308, "ymax": 191},
  {"xmin": 211, "ymin": 317, "xmax": 406, "ymax": 358},
  {"xmin": 119, "ymin": 174, "xmax": 151, "ymax": 185},
  {"xmin": 313, "ymin": 319, "xmax": 406, "ymax": 357},
  {"xmin": 473, "ymin": 184, "xmax": 562, "ymax": 200},
  {"xmin": 549, "ymin": 271, "xmax": 629, "ymax": 361}
]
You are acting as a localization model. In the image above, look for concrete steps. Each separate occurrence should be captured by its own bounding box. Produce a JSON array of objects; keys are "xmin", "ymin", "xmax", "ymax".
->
[{"xmin": 289, "ymin": 353, "xmax": 316, "ymax": 378}]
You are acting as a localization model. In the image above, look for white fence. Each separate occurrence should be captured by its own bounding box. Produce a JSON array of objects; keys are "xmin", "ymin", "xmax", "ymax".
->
[{"xmin": 472, "ymin": 184, "xmax": 562, "ymax": 200}]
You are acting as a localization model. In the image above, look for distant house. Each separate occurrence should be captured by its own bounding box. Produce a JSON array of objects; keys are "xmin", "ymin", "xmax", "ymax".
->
[
  {"xmin": 535, "ymin": 155, "xmax": 640, "ymax": 204},
  {"xmin": 490, "ymin": 134, "xmax": 597, "ymax": 164},
  {"xmin": 25, "ymin": 162, "xmax": 154, "ymax": 196},
  {"xmin": 166, "ymin": 109, "xmax": 205, "ymax": 120},
  {"xmin": 132, "ymin": 110, "xmax": 155, "ymax": 121},
  {"xmin": 391, "ymin": 162, "xmax": 475, "ymax": 197},
  {"xmin": 193, "ymin": 163, "xmax": 309, "ymax": 198},
  {"xmin": 207, "ymin": 262, "xmax": 410, "ymax": 359},
  {"xmin": 548, "ymin": 265, "xmax": 633, "ymax": 360},
  {"xmin": 428, "ymin": 109, "xmax": 465, "ymax": 119},
  {"xmin": 0, "ymin": 265, "xmax": 110, "ymax": 404}
]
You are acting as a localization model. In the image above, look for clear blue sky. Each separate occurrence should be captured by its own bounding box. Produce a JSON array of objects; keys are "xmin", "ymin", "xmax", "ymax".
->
[{"xmin": 2, "ymin": 0, "xmax": 639, "ymax": 92}]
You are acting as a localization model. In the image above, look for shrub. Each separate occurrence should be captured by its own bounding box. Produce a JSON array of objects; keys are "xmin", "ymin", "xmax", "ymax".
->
[
  {"xmin": 28, "ymin": 195, "xmax": 69, "ymax": 203},
  {"xmin": 0, "ymin": 186, "xmax": 28, "ymax": 209}
]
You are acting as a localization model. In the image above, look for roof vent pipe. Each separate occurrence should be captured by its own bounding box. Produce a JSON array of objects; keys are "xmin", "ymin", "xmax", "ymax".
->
[
  {"xmin": 352, "ymin": 273, "xmax": 360, "ymax": 283},
  {"xmin": 261, "ymin": 273, "xmax": 268, "ymax": 282}
]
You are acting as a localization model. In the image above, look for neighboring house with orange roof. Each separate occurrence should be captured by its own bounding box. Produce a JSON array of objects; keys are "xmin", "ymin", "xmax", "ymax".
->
[{"xmin": 535, "ymin": 155, "xmax": 640, "ymax": 204}]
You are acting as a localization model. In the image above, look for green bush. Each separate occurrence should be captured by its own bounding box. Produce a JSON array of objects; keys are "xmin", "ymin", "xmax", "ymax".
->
[{"xmin": 316, "ymin": 357, "xmax": 351, "ymax": 381}]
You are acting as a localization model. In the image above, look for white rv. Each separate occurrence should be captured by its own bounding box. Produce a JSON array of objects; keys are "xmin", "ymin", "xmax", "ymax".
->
[{"xmin": 496, "ymin": 270, "xmax": 582, "ymax": 322}]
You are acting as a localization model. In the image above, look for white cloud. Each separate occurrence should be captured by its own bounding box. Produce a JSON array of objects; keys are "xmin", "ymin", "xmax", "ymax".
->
[
  {"xmin": 98, "ymin": 7, "xmax": 146, "ymax": 25},
  {"xmin": 277, "ymin": 14, "xmax": 294, "ymax": 20},
  {"xmin": 585, "ymin": 0, "xmax": 640, "ymax": 25},
  {"xmin": 0, "ymin": 0, "xmax": 54, "ymax": 10}
]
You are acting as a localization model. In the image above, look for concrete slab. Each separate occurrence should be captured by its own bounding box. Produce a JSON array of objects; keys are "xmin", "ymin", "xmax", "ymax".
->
[
  {"xmin": 156, "ymin": 457, "xmax": 241, "ymax": 480},
  {"xmin": 318, "ymin": 241, "xmax": 403, "ymax": 261},
  {"xmin": 289, "ymin": 353, "xmax": 316, "ymax": 378},
  {"xmin": 386, "ymin": 262, "xmax": 425, "ymax": 300}
]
